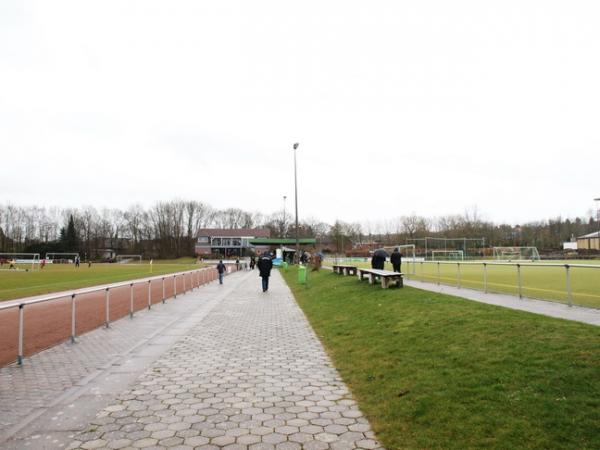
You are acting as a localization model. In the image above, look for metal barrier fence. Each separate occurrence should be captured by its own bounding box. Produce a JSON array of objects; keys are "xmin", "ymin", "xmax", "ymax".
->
[
  {"xmin": 403, "ymin": 261, "xmax": 600, "ymax": 309},
  {"xmin": 0, "ymin": 265, "xmax": 233, "ymax": 366}
]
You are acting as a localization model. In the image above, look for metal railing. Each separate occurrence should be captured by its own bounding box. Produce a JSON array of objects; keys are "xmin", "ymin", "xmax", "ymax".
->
[
  {"xmin": 0, "ymin": 266, "xmax": 230, "ymax": 365},
  {"xmin": 404, "ymin": 260, "xmax": 600, "ymax": 308}
]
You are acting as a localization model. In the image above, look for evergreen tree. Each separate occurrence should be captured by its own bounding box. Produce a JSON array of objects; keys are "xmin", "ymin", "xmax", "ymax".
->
[{"xmin": 60, "ymin": 215, "xmax": 79, "ymax": 252}]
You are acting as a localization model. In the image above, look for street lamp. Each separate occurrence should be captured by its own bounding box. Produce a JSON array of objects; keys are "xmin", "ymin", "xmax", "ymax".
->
[{"xmin": 293, "ymin": 143, "xmax": 300, "ymax": 263}]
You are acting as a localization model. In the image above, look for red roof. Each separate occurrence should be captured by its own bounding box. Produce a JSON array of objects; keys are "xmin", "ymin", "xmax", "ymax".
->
[{"xmin": 196, "ymin": 228, "xmax": 271, "ymax": 238}]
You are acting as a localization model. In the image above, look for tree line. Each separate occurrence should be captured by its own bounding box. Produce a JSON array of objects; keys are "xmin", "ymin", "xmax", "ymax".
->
[{"xmin": 0, "ymin": 202, "xmax": 597, "ymax": 258}]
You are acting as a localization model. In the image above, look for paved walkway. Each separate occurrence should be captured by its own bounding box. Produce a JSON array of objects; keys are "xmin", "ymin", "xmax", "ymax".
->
[
  {"xmin": 404, "ymin": 279, "xmax": 600, "ymax": 326},
  {"xmin": 1, "ymin": 270, "xmax": 382, "ymax": 450}
]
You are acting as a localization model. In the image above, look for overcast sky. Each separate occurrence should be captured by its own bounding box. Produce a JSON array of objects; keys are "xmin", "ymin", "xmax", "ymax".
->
[{"xmin": 1, "ymin": 1, "xmax": 598, "ymax": 225}]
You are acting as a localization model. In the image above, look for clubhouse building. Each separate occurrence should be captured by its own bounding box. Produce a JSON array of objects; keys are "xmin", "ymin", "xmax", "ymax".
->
[{"xmin": 195, "ymin": 228, "xmax": 271, "ymax": 257}]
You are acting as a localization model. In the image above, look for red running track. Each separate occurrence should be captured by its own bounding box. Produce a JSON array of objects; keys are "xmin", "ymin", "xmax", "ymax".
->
[{"xmin": 0, "ymin": 267, "xmax": 226, "ymax": 367}]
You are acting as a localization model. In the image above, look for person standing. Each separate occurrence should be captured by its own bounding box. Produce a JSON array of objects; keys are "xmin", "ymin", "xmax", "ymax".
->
[
  {"xmin": 216, "ymin": 260, "xmax": 226, "ymax": 285},
  {"xmin": 257, "ymin": 252, "xmax": 273, "ymax": 292},
  {"xmin": 390, "ymin": 247, "xmax": 402, "ymax": 273},
  {"xmin": 249, "ymin": 256, "xmax": 256, "ymax": 270}
]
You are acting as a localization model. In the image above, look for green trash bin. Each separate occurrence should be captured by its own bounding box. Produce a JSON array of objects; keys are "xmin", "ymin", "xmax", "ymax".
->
[
  {"xmin": 298, "ymin": 265, "xmax": 307, "ymax": 284},
  {"xmin": 283, "ymin": 262, "xmax": 289, "ymax": 272}
]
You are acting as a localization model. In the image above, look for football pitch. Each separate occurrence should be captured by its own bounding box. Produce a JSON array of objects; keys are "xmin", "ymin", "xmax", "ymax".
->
[
  {"xmin": 326, "ymin": 259, "xmax": 600, "ymax": 308},
  {"xmin": 0, "ymin": 259, "xmax": 201, "ymax": 301}
]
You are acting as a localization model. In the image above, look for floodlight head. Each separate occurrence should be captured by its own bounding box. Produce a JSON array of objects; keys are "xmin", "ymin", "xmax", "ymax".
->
[{"xmin": 293, "ymin": 143, "xmax": 299, "ymax": 150}]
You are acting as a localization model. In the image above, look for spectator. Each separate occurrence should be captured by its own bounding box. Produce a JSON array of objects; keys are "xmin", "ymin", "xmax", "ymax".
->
[
  {"xmin": 216, "ymin": 260, "xmax": 226, "ymax": 285},
  {"xmin": 256, "ymin": 252, "xmax": 273, "ymax": 292},
  {"xmin": 390, "ymin": 247, "xmax": 402, "ymax": 273}
]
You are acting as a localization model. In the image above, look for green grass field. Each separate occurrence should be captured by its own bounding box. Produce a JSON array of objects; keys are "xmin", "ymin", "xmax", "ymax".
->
[
  {"xmin": 282, "ymin": 267, "xmax": 600, "ymax": 449},
  {"xmin": 325, "ymin": 259, "xmax": 600, "ymax": 308},
  {"xmin": 0, "ymin": 259, "xmax": 201, "ymax": 301}
]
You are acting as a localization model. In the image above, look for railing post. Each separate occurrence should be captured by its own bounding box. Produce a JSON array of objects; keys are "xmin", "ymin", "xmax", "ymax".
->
[
  {"xmin": 483, "ymin": 263, "xmax": 488, "ymax": 294},
  {"xmin": 17, "ymin": 304, "xmax": 24, "ymax": 365},
  {"xmin": 129, "ymin": 283, "xmax": 134, "ymax": 319},
  {"xmin": 174, "ymin": 275, "xmax": 177, "ymax": 298},
  {"xmin": 148, "ymin": 280, "xmax": 152, "ymax": 310},
  {"xmin": 517, "ymin": 264, "xmax": 522, "ymax": 299},
  {"xmin": 71, "ymin": 294, "xmax": 76, "ymax": 343},
  {"xmin": 162, "ymin": 277, "xmax": 165, "ymax": 304},
  {"xmin": 565, "ymin": 264, "xmax": 573, "ymax": 307},
  {"xmin": 183, "ymin": 273, "xmax": 186, "ymax": 294},
  {"xmin": 437, "ymin": 262, "xmax": 440, "ymax": 285},
  {"xmin": 105, "ymin": 288, "xmax": 110, "ymax": 328},
  {"xmin": 457, "ymin": 262, "xmax": 461, "ymax": 289}
]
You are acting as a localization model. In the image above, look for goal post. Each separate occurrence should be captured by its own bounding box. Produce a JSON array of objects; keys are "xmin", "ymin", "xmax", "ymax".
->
[
  {"xmin": 492, "ymin": 246, "xmax": 540, "ymax": 261},
  {"xmin": 116, "ymin": 254, "xmax": 143, "ymax": 263},
  {"xmin": 0, "ymin": 252, "xmax": 41, "ymax": 271},
  {"xmin": 431, "ymin": 250, "xmax": 464, "ymax": 261}
]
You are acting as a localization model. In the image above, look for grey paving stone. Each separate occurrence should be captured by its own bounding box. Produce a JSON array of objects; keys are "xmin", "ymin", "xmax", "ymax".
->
[{"xmin": 66, "ymin": 271, "xmax": 382, "ymax": 449}]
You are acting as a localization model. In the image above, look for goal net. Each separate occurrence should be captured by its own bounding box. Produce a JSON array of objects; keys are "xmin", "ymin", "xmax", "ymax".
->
[
  {"xmin": 431, "ymin": 250, "xmax": 464, "ymax": 261},
  {"xmin": 492, "ymin": 247, "xmax": 540, "ymax": 261},
  {"xmin": 46, "ymin": 252, "xmax": 80, "ymax": 263},
  {"xmin": 0, "ymin": 253, "xmax": 41, "ymax": 271},
  {"xmin": 116, "ymin": 254, "xmax": 143, "ymax": 264}
]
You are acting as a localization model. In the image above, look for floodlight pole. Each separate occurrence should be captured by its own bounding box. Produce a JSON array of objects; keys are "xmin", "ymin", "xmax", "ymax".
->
[{"xmin": 293, "ymin": 143, "xmax": 300, "ymax": 263}]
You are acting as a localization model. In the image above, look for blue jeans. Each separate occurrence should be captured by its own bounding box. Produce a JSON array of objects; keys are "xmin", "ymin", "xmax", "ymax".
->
[
  {"xmin": 261, "ymin": 276, "xmax": 269, "ymax": 291},
  {"xmin": 219, "ymin": 272, "xmax": 224, "ymax": 284}
]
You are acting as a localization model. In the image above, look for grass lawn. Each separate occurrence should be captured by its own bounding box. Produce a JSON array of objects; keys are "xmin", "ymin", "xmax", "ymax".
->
[
  {"xmin": 324, "ymin": 259, "xmax": 600, "ymax": 308},
  {"xmin": 0, "ymin": 259, "xmax": 201, "ymax": 301},
  {"xmin": 282, "ymin": 266, "xmax": 600, "ymax": 449}
]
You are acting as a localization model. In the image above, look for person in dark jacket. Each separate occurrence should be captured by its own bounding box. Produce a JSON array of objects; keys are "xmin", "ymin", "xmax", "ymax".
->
[
  {"xmin": 216, "ymin": 260, "xmax": 226, "ymax": 284},
  {"xmin": 256, "ymin": 252, "xmax": 273, "ymax": 292},
  {"xmin": 371, "ymin": 253, "xmax": 385, "ymax": 270},
  {"xmin": 249, "ymin": 256, "xmax": 256, "ymax": 270},
  {"xmin": 390, "ymin": 248, "xmax": 402, "ymax": 273}
]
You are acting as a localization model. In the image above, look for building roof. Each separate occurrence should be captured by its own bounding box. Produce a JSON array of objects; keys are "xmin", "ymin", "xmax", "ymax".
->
[
  {"xmin": 197, "ymin": 228, "xmax": 270, "ymax": 238},
  {"xmin": 249, "ymin": 238, "xmax": 316, "ymax": 245},
  {"xmin": 578, "ymin": 231, "xmax": 600, "ymax": 239}
]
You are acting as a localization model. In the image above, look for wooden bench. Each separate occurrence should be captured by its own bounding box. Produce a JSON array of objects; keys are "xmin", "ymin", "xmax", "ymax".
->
[
  {"xmin": 332, "ymin": 264, "xmax": 358, "ymax": 276},
  {"xmin": 357, "ymin": 268, "xmax": 404, "ymax": 289}
]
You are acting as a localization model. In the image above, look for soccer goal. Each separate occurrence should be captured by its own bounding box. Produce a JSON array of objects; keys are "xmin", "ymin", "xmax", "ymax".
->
[
  {"xmin": 431, "ymin": 250, "xmax": 464, "ymax": 261},
  {"xmin": 46, "ymin": 252, "xmax": 80, "ymax": 263},
  {"xmin": 0, "ymin": 253, "xmax": 41, "ymax": 271},
  {"xmin": 116, "ymin": 254, "xmax": 143, "ymax": 264},
  {"xmin": 492, "ymin": 246, "xmax": 540, "ymax": 261}
]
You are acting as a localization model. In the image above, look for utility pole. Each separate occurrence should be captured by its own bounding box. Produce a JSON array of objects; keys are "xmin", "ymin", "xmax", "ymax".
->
[{"xmin": 293, "ymin": 143, "xmax": 300, "ymax": 263}]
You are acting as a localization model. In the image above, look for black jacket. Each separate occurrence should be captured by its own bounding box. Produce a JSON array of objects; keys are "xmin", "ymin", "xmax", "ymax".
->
[
  {"xmin": 371, "ymin": 255, "xmax": 385, "ymax": 270},
  {"xmin": 216, "ymin": 262, "xmax": 226, "ymax": 274},
  {"xmin": 390, "ymin": 251, "xmax": 402, "ymax": 266},
  {"xmin": 257, "ymin": 256, "xmax": 273, "ymax": 277}
]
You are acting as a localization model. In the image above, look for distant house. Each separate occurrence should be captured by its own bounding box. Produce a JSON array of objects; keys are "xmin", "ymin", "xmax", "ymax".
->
[
  {"xmin": 195, "ymin": 228, "xmax": 271, "ymax": 257},
  {"xmin": 577, "ymin": 231, "xmax": 600, "ymax": 251}
]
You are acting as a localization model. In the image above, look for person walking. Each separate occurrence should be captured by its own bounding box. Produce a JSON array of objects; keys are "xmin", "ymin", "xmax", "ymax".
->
[
  {"xmin": 256, "ymin": 252, "xmax": 273, "ymax": 292},
  {"xmin": 249, "ymin": 256, "xmax": 256, "ymax": 270},
  {"xmin": 390, "ymin": 247, "xmax": 402, "ymax": 273},
  {"xmin": 216, "ymin": 260, "xmax": 226, "ymax": 285}
]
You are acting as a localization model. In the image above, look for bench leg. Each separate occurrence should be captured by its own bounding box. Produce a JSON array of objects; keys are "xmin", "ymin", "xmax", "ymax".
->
[
  {"xmin": 382, "ymin": 277, "xmax": 388, "ymax": 289},
  {"xmin": 397, "ymin": 277, "xmax": 403, "ymax": 288},
  {"xmin": 368, "ymin": 274, "xmax": 375, "ymax": 285}
]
